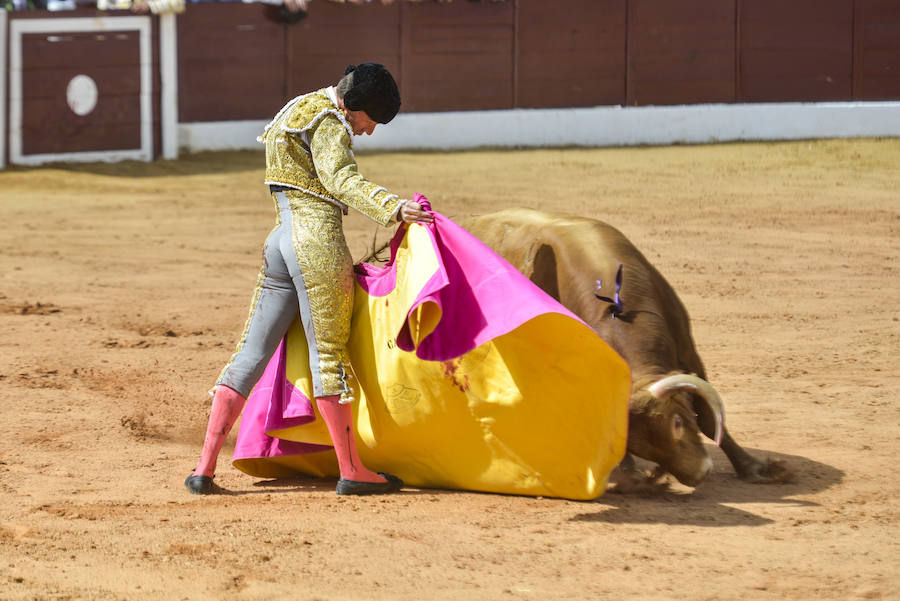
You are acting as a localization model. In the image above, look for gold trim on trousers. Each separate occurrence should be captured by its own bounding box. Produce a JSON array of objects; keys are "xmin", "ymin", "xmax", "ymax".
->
[{"xmin": 216, "ymin": 189, "xmax": 354, "ymax": 402}]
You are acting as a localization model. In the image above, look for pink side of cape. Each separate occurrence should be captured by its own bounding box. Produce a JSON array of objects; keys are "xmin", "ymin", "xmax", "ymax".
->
[
  {"xmin": 233, "ymin": 339, "xmax": 331, "ymax": 461},
  {"xmin": 234, "ymin": 194, "xmax": 587, "ymax": 462},
  {"xmin": 373, "ymin": 194, "xmax": 585, "ymax": 360}
]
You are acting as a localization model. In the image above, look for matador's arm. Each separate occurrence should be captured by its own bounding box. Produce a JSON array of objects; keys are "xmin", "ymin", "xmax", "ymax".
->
[{"xmin": 310, "ymin": 116, "xmax": 404, "ymax": 226}]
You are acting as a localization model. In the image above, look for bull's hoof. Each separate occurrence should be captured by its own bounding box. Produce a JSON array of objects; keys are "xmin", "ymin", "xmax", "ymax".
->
[{"xmin": 738, "ymin": 458, "xmax": 795, "ymax": 484}]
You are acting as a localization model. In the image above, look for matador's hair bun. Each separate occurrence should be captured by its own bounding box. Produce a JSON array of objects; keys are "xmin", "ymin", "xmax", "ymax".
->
[{"xmin": 340, "ymin": 63, "xmax": 401, "ymax": 124}]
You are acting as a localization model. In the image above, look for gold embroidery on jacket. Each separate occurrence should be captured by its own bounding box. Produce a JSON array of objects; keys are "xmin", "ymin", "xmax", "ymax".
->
[{"xmin": 262, "ymin": 89, "xmax": 402, "ymax": 227}]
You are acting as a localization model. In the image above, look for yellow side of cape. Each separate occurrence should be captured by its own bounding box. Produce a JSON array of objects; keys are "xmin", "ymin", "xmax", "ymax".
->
[{"xmin": 234, "ymin": 225, "xmax": 630, "ymax": 500}]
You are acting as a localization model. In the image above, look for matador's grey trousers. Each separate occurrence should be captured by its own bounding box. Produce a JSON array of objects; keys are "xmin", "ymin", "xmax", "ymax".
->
[{"xmin": 215, "ymin": 190, "xmax": 354, "ymax": 402}]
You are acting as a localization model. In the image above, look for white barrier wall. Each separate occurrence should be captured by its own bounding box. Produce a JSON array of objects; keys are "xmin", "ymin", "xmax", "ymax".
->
[
  {"xmin": 0, "ymin": 10, "xmax": 7, "ymax": 169},
  {"xmin": 159, "ymin": 13, "xmax": 179, "ymax": 160},
  {"xmin": 179, "ymin": 101, "xmax": 900, "ymax": 154}
]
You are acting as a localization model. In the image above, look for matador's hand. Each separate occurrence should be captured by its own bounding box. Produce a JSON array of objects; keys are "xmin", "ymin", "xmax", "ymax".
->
[{"xmin": 398, "ymin": 200, "xmax": 434, "ymax": 225}]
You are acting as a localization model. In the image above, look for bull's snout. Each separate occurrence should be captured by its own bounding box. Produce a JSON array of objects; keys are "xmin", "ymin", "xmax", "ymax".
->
[{"xmin": 673, "ymin": 454, "xmax": 713, "ymax": 487}]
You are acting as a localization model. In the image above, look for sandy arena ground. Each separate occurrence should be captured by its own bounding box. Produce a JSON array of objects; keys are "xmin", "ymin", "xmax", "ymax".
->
[{"xmin": 0, "ymin": 139, "xmax": 898, "ymax": 601}]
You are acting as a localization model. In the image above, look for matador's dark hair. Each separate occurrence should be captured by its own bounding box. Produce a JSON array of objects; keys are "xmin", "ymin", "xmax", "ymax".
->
[{"xmin": 337, "ymin": 63, "xmax": 401, "ymax": 124}]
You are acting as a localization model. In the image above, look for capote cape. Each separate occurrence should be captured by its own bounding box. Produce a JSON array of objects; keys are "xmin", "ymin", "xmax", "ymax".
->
[{"xmin": 232, "ymin": 196, "xmax": 630, "ymax": 500}]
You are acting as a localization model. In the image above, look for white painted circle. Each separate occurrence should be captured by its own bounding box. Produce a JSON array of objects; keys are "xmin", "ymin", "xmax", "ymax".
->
[{"xmin": 66, "ymin": 75, "xmax": 99, "ymax": 116}]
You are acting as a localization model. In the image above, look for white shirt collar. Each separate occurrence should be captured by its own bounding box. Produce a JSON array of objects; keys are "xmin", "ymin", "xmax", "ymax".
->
[{"xmin": 326, "ymin": 86, "xmax": 339, "ymax": 108}]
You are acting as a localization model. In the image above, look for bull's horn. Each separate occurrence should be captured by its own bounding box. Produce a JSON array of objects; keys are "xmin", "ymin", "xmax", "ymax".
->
[{"xmin": 648, "ymin": 374, "xmax": 725, "ymax": 446}]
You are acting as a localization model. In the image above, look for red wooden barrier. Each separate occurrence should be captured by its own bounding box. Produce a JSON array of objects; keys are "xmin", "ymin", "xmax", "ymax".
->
[
  {"xmin": 286, "ymin": 1, "xmax": 401, "ymax": 103},
  {"xmin": 21, "ymin": 30, "xmax": 143, "ymax": 154},
  {"xmin": 3, "ymin": 0, "xmax": 899, "ymax": 165},
  {"xmin": 627, "ymin": 0, "xmax": 736, "ymax": 106},
  {"xmin": 853, "ymin": 0, "xmax": 900, "ymax": 100},
  {"xmin": 516, "ymin": 0, "xmax": 626, "ymax": 108},
  {"xmin": 171, "ymin": 0, "xmax": 899, "ymax": 119},
  {"xmin": 401, "ymin": 0, "xmax": 514, "ymax": 112},
  {"xmin": 6, "ymin": 11, "xmax": 160, "ymax": 162},
  {"xmin": 177, "ymin": 4, "xmax": 286, "ymax": 122},
  {"xmin": 739, "ymin": 0, "xmax": 853, "ymax": 102}
]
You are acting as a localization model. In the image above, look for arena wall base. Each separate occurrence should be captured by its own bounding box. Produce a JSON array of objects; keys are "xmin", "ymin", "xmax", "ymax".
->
[
  {"xmin": 178, "ymin": 120, "xmax": 266, "ymax": 152},
  {"xmin": 178, "ymin": 101, "xmax": 900, "ymax": 154},
  {"xmin": 0, "ymin": 10, "xmax": 7, "ymax": 170}
]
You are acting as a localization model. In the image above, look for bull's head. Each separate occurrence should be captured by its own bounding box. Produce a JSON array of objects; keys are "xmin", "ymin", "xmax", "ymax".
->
[{"xmin": 626, "ymin": 374, "xmax": 725, "ymax": 487}]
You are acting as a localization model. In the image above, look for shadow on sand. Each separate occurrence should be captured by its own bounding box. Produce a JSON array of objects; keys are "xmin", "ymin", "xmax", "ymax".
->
[
  {"xmin": 217, "ymin": 476, "xmax": 466, "ymax": 498},
  {"xmin": 571, "ymin": 445, "xmax": 843, "ymax": 528},
  {"xmin": 4, "ymin": 150, "xmax": 264, "ymax": 179},
  {"xmin": 206, "ymin": 444, "xmax": 841, "ymax": 516}
]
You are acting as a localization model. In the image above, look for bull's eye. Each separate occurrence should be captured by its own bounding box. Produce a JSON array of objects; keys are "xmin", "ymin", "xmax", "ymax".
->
[{"xmin": 672, "ymin": 414, "xmax": 684, "ymax": 440}]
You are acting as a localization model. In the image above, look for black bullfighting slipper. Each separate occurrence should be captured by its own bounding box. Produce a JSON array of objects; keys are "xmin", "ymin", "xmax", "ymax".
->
[
  {"xmin": 184, "ymin": 474, "xmax": 214, "ymax": 495},
  {"xmin": 335, "ymin": 472, "xmax": 403, "ymax": 496}
]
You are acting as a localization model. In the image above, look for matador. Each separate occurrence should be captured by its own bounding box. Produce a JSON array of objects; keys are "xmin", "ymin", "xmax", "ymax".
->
[{"xmin": 185, "ymin": 63, "xmax": 433, "ymax": 496}]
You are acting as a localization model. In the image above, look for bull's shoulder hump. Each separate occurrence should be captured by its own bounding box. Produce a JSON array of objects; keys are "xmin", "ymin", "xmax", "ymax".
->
[
  {"xmin": 464, "ymin": 209, "xmax": 633, "ymax": 248},
  {"xmin": 478, "ymin": 208, "xmax": 610, "ymax": 229}
]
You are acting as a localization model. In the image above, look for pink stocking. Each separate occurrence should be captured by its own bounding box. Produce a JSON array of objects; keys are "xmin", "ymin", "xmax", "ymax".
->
[
  {"xmin": 315, "ymin": 395, "xmax": 386, "ymax": 483},
  {"xmin": 192, "ymin": 385, "xmax": 247, "ymax": 478}
]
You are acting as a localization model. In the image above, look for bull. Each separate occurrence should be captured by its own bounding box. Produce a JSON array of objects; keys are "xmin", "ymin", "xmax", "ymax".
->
[{"xmin": 463, "ymin": 208, "xmax": 790, "ymax": 488}]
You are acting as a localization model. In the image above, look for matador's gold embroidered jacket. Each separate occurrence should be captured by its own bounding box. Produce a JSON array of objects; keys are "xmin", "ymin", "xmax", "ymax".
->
[{"xmin": 260, "ymin": 88, "xmax": 402, "ymax": 227}]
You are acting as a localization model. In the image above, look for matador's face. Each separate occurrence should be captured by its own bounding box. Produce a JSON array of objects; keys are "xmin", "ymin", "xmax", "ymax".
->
[{"xmin": 343, "ymin": 108, "xmax": 378, "ymax": 137}]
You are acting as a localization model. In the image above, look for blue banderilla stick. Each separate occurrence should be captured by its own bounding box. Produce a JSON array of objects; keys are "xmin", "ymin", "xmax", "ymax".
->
[{"xmin": 594, "ymin": 263, "xmax": 624, "ymax": 318}]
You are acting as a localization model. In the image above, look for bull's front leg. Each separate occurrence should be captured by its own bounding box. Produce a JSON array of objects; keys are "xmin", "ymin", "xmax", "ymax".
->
[
  {"xmin": 718, "ymin": 429, "xmax": 794, "ymax": 483},
  {"xmin": 695, "ymin": 398, "xmax": 794, "ymax": 483}
]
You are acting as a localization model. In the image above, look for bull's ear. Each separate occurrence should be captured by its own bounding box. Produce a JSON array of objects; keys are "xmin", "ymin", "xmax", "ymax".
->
[{"xmin": 530, "ymin": 244, "xmax": 561, "ymax": 302}]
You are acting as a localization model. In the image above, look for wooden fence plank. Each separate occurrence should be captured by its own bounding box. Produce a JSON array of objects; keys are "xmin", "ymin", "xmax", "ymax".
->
[
  {"xmin": 177, "ymin": 4, "xmax": 286, "ymax": 121},
  {"xmin": 285, "ymin": 1, "xmax": 400, "ymax": 99},
  {"xmin": 516, "ymin": 0, "xmax": 626, "ymax": 108},
  {"xmin": 22, "ymin": 96, "xmax": 141, "ymax": 154},
  {"xmin": 22, "ymin": 30, "xmax": 141, "ymax": 68},
  {"xmin": 402, "ymin": 1, "xmax": 514, "ymax": 112},
  {"xmin": 854, "ymin": 0, "xmax": 900, "ymax": 99},
  {"xmin": 739, "ymin": 0, "xmax": 853, "ymax": 101},
  {"xmin": 627, "ymin": 0, "xmax": 736, "ymax": 106},
  {"xmin": 13, "ymin": 19, "xmax": 147, "ymax": 157},
  {"xmin": 21, "ymin": 65, "xmax": 142, "ymax": 98}
]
